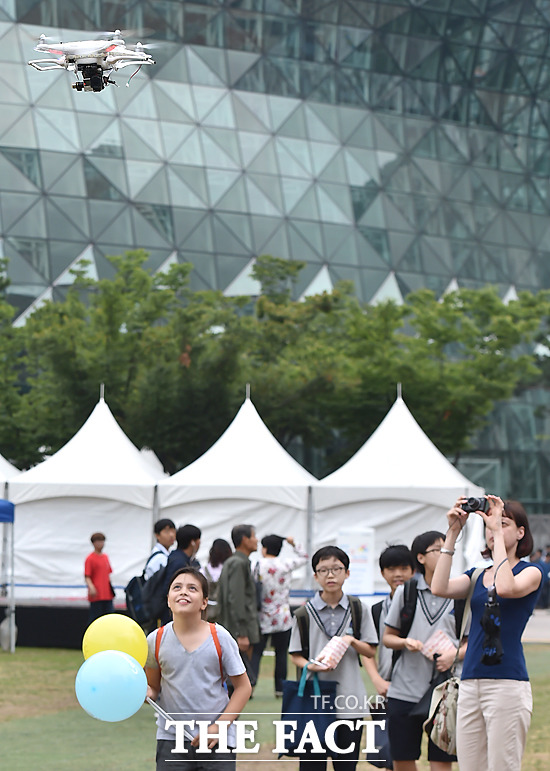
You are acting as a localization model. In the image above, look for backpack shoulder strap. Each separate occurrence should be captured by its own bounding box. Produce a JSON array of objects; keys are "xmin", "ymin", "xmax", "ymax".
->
[
  {"xmin": 371, "ymin": 599, "xmax": 384, "ymax": 635},
  {"xmin": 347, "ymin": 594, "xmax": 364, "ymax": 667},
  {"xmin": 209, "ymin": 623, "xmax": 224, "ymax": 681},
  {"xmin": 391, "ymin": 576, "xmax": 418, "ymax": 672},
  {"xmin": 154, "ymin": 625, "xmax": 166, "ymax": 672}
]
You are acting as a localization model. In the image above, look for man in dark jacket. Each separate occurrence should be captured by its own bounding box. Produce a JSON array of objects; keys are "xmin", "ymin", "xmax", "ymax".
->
[{"xmin": 216, "ymin": 524, "xmax": 260, "ymax": 686}]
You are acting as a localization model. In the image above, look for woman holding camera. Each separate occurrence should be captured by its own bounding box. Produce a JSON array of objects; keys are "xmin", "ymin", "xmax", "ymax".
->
[{"xmin": 431, "ymin": 495, "xmax": 544, "ymax": 771}]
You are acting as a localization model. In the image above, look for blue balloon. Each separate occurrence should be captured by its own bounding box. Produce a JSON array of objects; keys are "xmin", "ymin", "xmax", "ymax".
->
[{"xmin": 75, "ymin": 649, "xmax": 147, "ymax": 722}]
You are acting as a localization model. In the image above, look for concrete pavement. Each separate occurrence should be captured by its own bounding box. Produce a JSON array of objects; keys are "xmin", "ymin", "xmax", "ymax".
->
[{"xmin": 522, "ymin": 608, "xmax": 550, "ymax": 643}]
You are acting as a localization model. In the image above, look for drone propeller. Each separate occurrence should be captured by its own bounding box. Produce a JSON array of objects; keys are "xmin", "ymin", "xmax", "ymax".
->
[
  {"xmin": 33, "ymin": 34, "xmax": 59, "ymax": 42},
  {"xmin": 127, "ymin": 41, "xmax": 160, "ymax": 51},
  {"xmin": 97, "ymin": 27, "xmax": 154, "ymax": 39}
]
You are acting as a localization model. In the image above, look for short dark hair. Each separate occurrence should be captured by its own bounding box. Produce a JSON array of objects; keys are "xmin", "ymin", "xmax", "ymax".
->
[
  {"xmin": 312, "ymin": 545, "xmax": 349, "ymax": 572},
  {"xmin": 411, "ymin": 531, "xmax": 445, "ymax": 575},
  {"xmin": 481, "ymin": 500, "xmax": 534, "ymax": 559},
  {"xmin": 154, "ymin": 518, "xmax": 176, "ymax": 534},
  {"xmin": 262, "ymin": 534, "xmax": 284, "ymax": 556},
  {"xmin": 379, "ymin": 544, "xmax": 414, "ymax": 571},
  {"xmin": 90, "ymin": 532, "xmax": 106, "ymax": 543},
  {"xmin": 168, "ymin": 567, "xmax": 208, "ymax": 598},
  {"xmin": 176, "ymin": 524, "xmax": 201, "ymax": 550},
  {"xmin": 208, "ymin": 538, "xmax": 232, "ymax": 567},
  {"xmin": 231, "ymin": 524, "xmax": 254, "ymax": 548}
]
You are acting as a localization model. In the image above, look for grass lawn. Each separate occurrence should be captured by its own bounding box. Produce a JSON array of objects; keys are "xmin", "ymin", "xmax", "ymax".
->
[{"xmin": 0, "ymin": 645, "xmax": 548, "ymax": 769}]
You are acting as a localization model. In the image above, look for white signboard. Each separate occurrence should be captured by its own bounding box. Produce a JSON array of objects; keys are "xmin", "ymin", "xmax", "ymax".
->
[{"xmin": 338, "ymin": 527, "xmax": 376, "ymax": 596}]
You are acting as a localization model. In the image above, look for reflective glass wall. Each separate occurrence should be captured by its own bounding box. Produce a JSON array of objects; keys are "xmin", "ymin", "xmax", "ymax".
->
[{"xmin": 1, "ymin": 0, "xmax": 550, "ymax": 508}]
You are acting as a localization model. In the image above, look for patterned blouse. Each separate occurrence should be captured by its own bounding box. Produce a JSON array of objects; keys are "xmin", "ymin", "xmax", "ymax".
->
[{"xmin": 257, "ymin": 543, "xmax": 308, "ymax": 634}]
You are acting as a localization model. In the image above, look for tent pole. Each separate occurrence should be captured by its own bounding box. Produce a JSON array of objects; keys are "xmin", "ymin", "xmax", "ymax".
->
[
  {"xmin": 306, "ymin": 485, "xmax": 314, "ymax": 590},
  {"xmin": 9, "ymin": 517, "xmax": 14, "ymax": 653}
]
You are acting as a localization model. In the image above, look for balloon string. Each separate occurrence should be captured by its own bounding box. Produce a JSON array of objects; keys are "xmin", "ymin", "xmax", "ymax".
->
[{"xmin": 146, "ymin": 697, "xmax": 194, "ymax": 741}]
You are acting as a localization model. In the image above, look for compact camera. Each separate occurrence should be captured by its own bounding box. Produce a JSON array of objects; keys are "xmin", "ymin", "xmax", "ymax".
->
[{"xmin": 461, "ymin": 496, "xmax": 490, "ymax": 514}]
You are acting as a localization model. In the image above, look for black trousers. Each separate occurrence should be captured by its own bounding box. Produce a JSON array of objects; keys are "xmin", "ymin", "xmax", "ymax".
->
[
  {"xmin": 251, "ymin": 629, "xmax": 291, "ymax": 693},
  {"xmin": 297, "ymin": 720, "xmax": 364, "ymax": 771}
]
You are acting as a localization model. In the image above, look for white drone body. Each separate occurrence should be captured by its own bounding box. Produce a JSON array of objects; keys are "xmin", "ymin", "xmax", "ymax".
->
[{"xmin": 28, "ymin": 31, "xmax": 156, "ymax": 91}]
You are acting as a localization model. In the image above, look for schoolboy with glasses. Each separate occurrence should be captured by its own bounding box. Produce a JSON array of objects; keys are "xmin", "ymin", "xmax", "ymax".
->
[{"xmin": 288, "ymin": 546, "xmax": 378, "ymax": 770}]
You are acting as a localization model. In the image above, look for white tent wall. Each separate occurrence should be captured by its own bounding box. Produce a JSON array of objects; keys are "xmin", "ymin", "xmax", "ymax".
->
[
  {"xmin": 161, "ymin": 497, "xmax": 309, "ymax": 570},
  {"xmin": 11, "ymin": 496, "xmax": 154, "ymax": 600}
]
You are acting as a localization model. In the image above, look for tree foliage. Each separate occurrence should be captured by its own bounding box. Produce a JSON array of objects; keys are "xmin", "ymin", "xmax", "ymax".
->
[{"xmin": 1, "ymin": 252, "xmax": 549, "ymax": 476}]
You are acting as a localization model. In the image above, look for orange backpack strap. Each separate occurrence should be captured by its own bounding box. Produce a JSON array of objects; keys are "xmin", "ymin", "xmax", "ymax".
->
[
  {"xmin": 209, "ymin": 622, "xmax": 224, "ymax": 681},
  {"xmin": 155, "ymin": 625, "xmax": 166, "ymax": 672}
]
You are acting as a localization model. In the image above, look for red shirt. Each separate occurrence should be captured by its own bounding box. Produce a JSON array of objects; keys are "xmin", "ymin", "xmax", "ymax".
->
[{"xmin": 84, "ymin": 551, "xmax": 113, "ymax": 602}]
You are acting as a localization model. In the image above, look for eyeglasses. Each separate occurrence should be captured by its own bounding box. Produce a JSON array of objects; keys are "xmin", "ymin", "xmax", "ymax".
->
[
  {"xmin": 424, "ymin": 547, "xmax": 442, "ymax": 554},
  {"xmin": 315, "ymin": 566, "xmax": 345, "ymax": 576}
]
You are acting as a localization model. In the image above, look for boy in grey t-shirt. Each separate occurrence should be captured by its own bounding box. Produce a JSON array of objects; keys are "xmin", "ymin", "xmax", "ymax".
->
[{"xmin": 145, "ymin": 567, "xmax": 251, "ymax": 770}]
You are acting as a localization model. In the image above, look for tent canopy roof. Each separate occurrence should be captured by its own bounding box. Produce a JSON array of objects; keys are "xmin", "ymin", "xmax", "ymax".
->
[
  {"xmin": 158, "ymin": 398, "xmax": 316, "ymax": 506},
  {"xmin": 0, "ymin": 453, "xmax": 19, "ymax": 482},
  {"xmin": 9, "ymin": 399, "xmax": 161, "ymax": 505},
  {"xmin": 317, "ymin": 396, "xmax": 483, "ymax": 507}
]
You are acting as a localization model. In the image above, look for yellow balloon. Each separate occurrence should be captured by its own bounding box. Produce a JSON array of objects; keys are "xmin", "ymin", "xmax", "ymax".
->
[{"xmin": 82, "ymin": 614, "xmax": 148, "ymax": 667}]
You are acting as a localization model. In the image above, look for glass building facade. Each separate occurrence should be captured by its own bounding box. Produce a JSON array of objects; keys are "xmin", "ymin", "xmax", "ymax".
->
[{"xmin": 1, "ymin": 0, "xmax": 550, "ymax": 508}]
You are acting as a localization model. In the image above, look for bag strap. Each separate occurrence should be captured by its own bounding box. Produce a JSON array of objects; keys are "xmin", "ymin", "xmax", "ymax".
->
[
  {"xmin": 209, "ymin": 622, "xmax": 224, "ymax": 681},
  {"xmin": 297, "ymin": 663, "xmax": 321, "ymax": 698},
  {"xmin": 154, "ymin": 625, "xmax": 166, "ymax": 672},
  {"xmin": 450, "ymin": 566, "xmax": 484, "ymax": 673}
]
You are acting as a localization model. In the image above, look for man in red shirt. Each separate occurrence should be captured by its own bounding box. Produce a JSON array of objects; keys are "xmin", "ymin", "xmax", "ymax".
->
[{"xmin": 84, "ymin": 532, "xmax": 114, "ymax": 625}]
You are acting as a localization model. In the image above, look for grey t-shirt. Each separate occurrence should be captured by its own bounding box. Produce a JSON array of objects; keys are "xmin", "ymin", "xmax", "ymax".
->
[
  {"xmin": 385, "ymin": 575, "xmax": 458, "ymax": 703},
  {"xmin": 288, "ymin": 592, "xmax": 378, "ymax": 718},
  {"xmin": 146, "ymin": 622, "xmax": 245, "ymax": 745}
]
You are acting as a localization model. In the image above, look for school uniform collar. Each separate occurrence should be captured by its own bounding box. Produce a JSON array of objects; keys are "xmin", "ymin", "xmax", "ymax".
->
[
  {"xmin": 311, "ymin": 590, "xmax": 349, "ymax": 610},
  {"xmin": 415, "ymin": 574, "xmax": 430, "ymax": 591}
]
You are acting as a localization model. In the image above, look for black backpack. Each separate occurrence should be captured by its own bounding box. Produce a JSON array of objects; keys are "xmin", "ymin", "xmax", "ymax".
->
[
  {"xmin": 140, "ymin": 562, "xmax": 169, "ymax": 623},
  {"xmin": 294, "ymin": 595, "xmax": 364, "ymax": 666},
  {"xmin": 124, "ymin": 551, "xmax": 164, "ymax": 625}
]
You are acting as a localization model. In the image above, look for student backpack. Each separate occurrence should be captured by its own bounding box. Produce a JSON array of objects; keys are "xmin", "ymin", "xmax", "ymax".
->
[
  {"xmin": 294, "ymin": 595, "xmax": 363, "ymax": 665},
  {"xmin": 140, "ymin": 562, "xmax": 170, "ymax": 624},
  {"xmin": 124, "ymin": 551, "xmax": 162, "ymax": 625}
]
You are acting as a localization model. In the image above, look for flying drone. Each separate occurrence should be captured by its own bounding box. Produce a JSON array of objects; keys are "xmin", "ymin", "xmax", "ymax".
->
[{"xmin": 28, "ymin": 30, "xmax": 156, "ymax": 92}]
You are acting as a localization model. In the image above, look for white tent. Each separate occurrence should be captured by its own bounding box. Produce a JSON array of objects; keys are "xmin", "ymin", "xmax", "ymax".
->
[
  {"xmin": 8, "ymin": 398, "xmax": 163, "ymax": 600},
  {"xmin": 314, "ymin": 396, "xmax": 485, "ymax": 593},
  {"xmin": 157, "ymin": 398, "xmax": 316, "ymax": 562},
  {"xmin": 0, "ymin": 456, "xmax": 19, "ymax": 652}
]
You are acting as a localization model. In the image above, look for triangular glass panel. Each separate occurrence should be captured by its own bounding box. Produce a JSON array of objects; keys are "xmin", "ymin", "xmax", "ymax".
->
[
  {"xmin": 1, "ymin": 192, "xmax": 40, "ymax": 232},
  {"xmin": 277, "ymin": 103, "xmax": 309, "ymax": 139},
  {"xmin": 203, "ymin": 127, "xmax": 242, "ymax": 166},
  {"xmin": 249, "ymin": 216, "xmax": 280, "ymax": 252},
  {"xmin": 259, "ymin": 226, "xmax": 291, "ymax": 260},
  {"xmin": 200, "ymin": 130, "xmax": 239, "ymax": 169},
  {"xmin": 223, "ymin": 259, "xmax": 262, "ymax": 297},
  {"xmin": 120, "ymin": 117, "xmax": 162, "ymax": 158},
  {"xmin": 216, "ymin": 176, "xmax": 248, "ymax": 212},
  {"xmin": 49, "ymin": 195, "xmax": 90, "ymax": 236},
  {"xmin": 186, "ymin": 48, "xmax": 224, "ymax": 87},
  {"xmin": 0, "ymin": 25, "xmax": 22, "ymax": 62},
  {"xmin": 192, "ymin": 46, "xmax": 228, "ymax": 85},
  {"xmin": 278, "ymin": 137, "xmax": 313, "ymax": 175},
  {"xmin": 344, "ymin": 148, "xmax": 379, "ymax": 185},
  {"xmin": 299, "ymin": 265, "xmax": 333, "ymax": 299},
  {"xmin": 171, "ymin": 129, "xmax": 204, "ymax": 166},
  {"xmin": 207, "ymin": 168, "xmax": 241, "ymax": 205},
  {"xmin": 288, "ymin": 223, "xmax": 323, "ymax": 262},
  {"xmin": 357, "ymin": 197, "xmax": 386, "ymax": 229},
  {"xmin": 202, "ymin": 93, "xmax": 236, "ymax": 129},
  {"xmin": 0, "ymin": 106, "xmax": 36, "ymax": 147},
  {"xmin": 381, "ymin": 195, "xmax": 415, "ymax": 232},
  {"xmin": 217, "ymin": 255, "xmax": 252, "ymax": 290},
  {"xmin": 319, "ymin": 151, "xmax": 348, "ymax": 184},
  {"xmin": 94, "ymin": 207, "xmax": 134, "ymax": 245},
  {"xmin": 34, "ymin": 107, "xmax": 80, "ymax": 152},
  {"xmin": 247, "ymin": 172, "xmax": 283, "ymax": 212},
  {"xmin": 281, "ymin": 178, "xmax": 312, "ymax": 214},
  {"xmin": 135, "ymin": 168, "xmax": 171, "ymax": 206},
  {"xmin": 47, "ymin": 156, "xmax": 86, "ymax": 196},
  {"xmin": 237, "ymin": 131, "xmax": 270, "ymax": 166},
  {"xmin": 86, "ymin": 157, "xmax": 128, "ymax": 197},
  {"xmin": 120, "ymin": 121, "xmax": 161, "ymax": 161},
  {"xmin": 318, "ymin": 182, "xmax": 353, "ymax": 222},
  {"xmin": 162, "ymin": 124, "xmax": 195, "ymax": 159},
  {"xmin": 289, "ymin": 186, "xmax": 320, "ymax": 220},
  {"xmin": 507, "ymin": 211, "xmax": 533, "ymax": 246},
  {"xmin": 310, "ymin": 142, "xmax": 340, "ymax": 177},
  {"xmin": 76, "ymin": 113, "xmax": 116, "ymax": 154},
  {"xmin": 153, "ymin": 85, "xmax": 195, "ymax": 125},
  {"xmin": 227, "ymin": 51, "xmax": 261, "ymax": 86},
  {"xmin": 244, "ymin": 177, "xmax": 280, "ymax": 216},
  {"xmin": 345, "ymin": 114, "xmax": 377, "ymax": 150},
  {"xmin": 120, "ymin": 83, "xmax": 159, "ymax": 120},
  {"xmin": 212, "ymin": 215, "xmax": 250, "ymax": 256},
  {"xmin": 0, "ymin": 67, "xmax": 28, "ymax": 105},
  {"xmin": 173, "ymin": 210, "xmax": 208, "ymax": 246},
  {"xmin": 53, "ymin": 247, "xmax": 98, "ymax": 286},
  {"xmin": 371, "ymin": 272, "xmax": 403, "ymax": 305},
  {"xmin": 171, "ymin": 165, "xmax": 209, "ymax": 206},
  {"xmin": 125, "ymin": 160, "xmax": 161, "ymax": 198},
  {"xmin": 154, "ymin": 48, "xmax": 190, "ymax": 83},
  {"xmin": 45, "ymin": 199, "xmax": 87, "ymax": 241},
  {"xmin": 357, "ymin": 227, "xmax": 391, "ymax": 263},
  {"xmin": 192, "ymin": 85, "xmax": 227, "ymax": 122},
  {"xmin": 187, "ymin": 252, "xmax": 217, "ymax": 290},
  {"xmin": 322, "ymin": 223, "xmax": 352, "ymax": 258},
  {"xmin": 168, "ymin": 169, "xmax": 206, "ymax": 209},
  {"xmin": 231, "ymin": 94, "xmax": 269, "ymax": 133},
  {"xmin": 275, "ymin": 138, "xmax": 311, "ymax": 178},
  {"xmin": 217, "ymin": 212, "xmax": 254, "ymax": 251},
  {"xmin": 234, "ymin": 91, "xmax": 271, "ymax": 130},
  {"xmin": 388, "ymin": 231, "xmax": 417, "ymax": 263},
  {"xmin": 88, "ymin": 200, "xmax": 124, "ymax": 241},
  {"xmin": 329, "ymin": 231, "xmax": 360, "ymax": 266},
  {"xmin": 155, "ymin": 81, "xmax": 196, "ymax": 120},
  {"xmin": 133, "ymin": 204, "xmax": 174, "ymax": 246},
  {"xmin": 0, "ymin": 147, "xmax": 41, "ymax": 188},
  {"xmin": 246, "ymin": 139, "xmax": 279, "ymax": 175}
]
